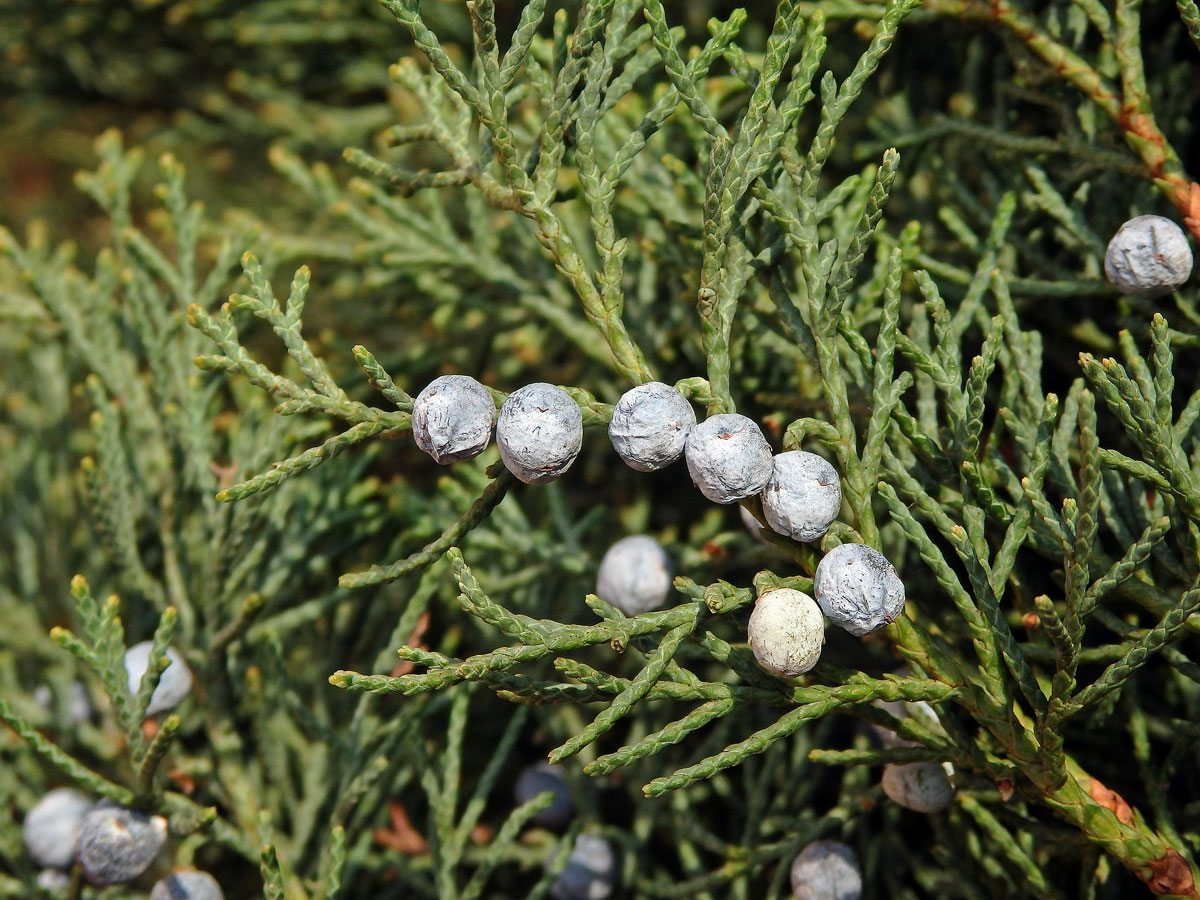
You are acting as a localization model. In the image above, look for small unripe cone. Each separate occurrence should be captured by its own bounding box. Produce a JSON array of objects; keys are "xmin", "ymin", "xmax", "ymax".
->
[
  {"xmin": 747, "ymin": 588, "xmax": 825, "ymax": 677},
  {"xmin": 412, "ymin": 374, "xmax": 495, "ymax": 463},
  {"xmin": 549, "ymin": 833, "xmax": 617, "ymax": 900},
  {"xmin": 880, "ymin": 762, "xmax": 954, "ymax": 813},
  {"xmin": 813, "ymin": 543, "xmax": 905, "ymax": 637},
  {"xmin": 150, "ymin": 870, "xmax": 224, "ymax": 900},
  {"xmin": 497, "ymin": 383, "xmax": 583, "ymax": 484},
  {"xmin": 1104, "ymin": 215, "xmax": 1192, "ymax": 298},
  {"xmin": 125, "ymin": 641, "xmax": 193, "ymax": 716},
  {"xmin": 790, "ymin": 840, "xmax": 862, "ymax": 900},
  {"xmin": 685, "ymin": 414, "xmax": 773, "ymax": 504},
  {"xmin": 608, "ymin": 382, "xmax": 695, "ymax": 471},
  {"xmin": 76, "ymin": 801, "xmax": 168, "ymax": 885},
  {"xmin": 24, "ymin": 788, "xmax": 93, "ymax": 870},
  {"xmin": 761, "ymin": 451, "xmax": 842, "ymax": 542},
  {"xmin": 596, "ymin": 535, "xmax": 672, "ymax": 615}
]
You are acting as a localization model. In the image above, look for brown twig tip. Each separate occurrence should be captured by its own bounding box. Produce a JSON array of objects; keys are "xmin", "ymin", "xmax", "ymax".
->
[{"xmin": 1140, "ymin": 849, "xmax": 1199, "ymax": 898}]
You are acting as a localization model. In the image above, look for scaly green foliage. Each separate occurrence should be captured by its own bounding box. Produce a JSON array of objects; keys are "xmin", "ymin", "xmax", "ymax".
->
[{"xmin": 2, "ymin": 0, "xmax": 1200, "ymax": 898}]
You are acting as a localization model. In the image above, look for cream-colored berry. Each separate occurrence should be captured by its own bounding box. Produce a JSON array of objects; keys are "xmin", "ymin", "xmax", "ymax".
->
[{"xmin": 747, "ymin": 588, "xmax": 825, "ymax": 677}]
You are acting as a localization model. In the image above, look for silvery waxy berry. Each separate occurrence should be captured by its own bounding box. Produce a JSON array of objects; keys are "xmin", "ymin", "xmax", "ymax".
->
[
  {"xmin": 412, "ymin": 374, "xmax": 496, "ymax": 464},
  {"xmin": 608, "ymin": 382, "xmax": 696, "ymax": 471},
  {"xmin": 761, "ymin": 451, "xmax": 842, "ymax": 542},
  {"xmin": 150, "ymin": 870, "xmax": 225, "ymax": 900},
  {"xmin": 1104, "ymin": 215, "xmax": 1193, "ymax": 298},
  {"xmin": 496, "ymin": 383, "xmax": 583, "ymax": 484},
  {"xmin": 685, "ymin": 414, "xmax": 774, "ymax": 504},
  {"xmin": 550, "ymin": 833, "xmax": 618, "ymax": 900},
  {"xmin": 790, "ymin": 840, "xmax": 862, "ymax": 900},
  {"xmin": 813, "ymin": 543, "xmax": 905, "ymax": 637},
  {"xmin": 514, "ymin": 763, "xmax": 573, "ymax": 830},
  {"xmin": 747, "ymin": 588, "xmax": 825, "ymax": 678},
  {"xmin": 125, "ymin": 641, "xmax": 193, "ymax": 716},
  {"xmin": 75, "ymin": 801, "xmax": 168, "ymax": 885},
  {"xmin": 596, "ymin": 535, "xmax": 672, "ymax": 615},
  {"xmin": 24, "ymin": 788, "xmax": 94, "ymax": 870},
  {"xmin": 880, "ymin": 762, "xmax": 954, "ymax": 813}
]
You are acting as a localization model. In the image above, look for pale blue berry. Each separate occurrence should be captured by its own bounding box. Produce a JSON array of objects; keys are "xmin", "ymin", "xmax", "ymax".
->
[
  {"xmin": 813, "ymin": 544, "xmax": 905, "ymax": 637},
  {"xmin": 125, "ymin": 641, "xmax": 193, "ymax": 716},
  {"xmin": 412, "ymin": 375, "xmax": 495, "ymax": 463},
  {"xmin": 596, "ymin": 535, "xmax": 672, "ymax": 615},
  {"xmin": 75, "ymin": 801, "xmax": 168, "ymax": 885},
  {"xmin": 497, "ymin": 383, "xmax": 583, "ymax": 484},
  {"xmin": 791, "ymin": 840, "xmax": 861, "ymax": 900},
  {"xmin": 608, "ymin": 382, "xmax": 695, "ymax": 471},
  {"xmin": 685, "ymin": 414, "xmax": 773, "ymax": 504},
  {"xmin": 24, "ymin": 788, "xmax": 93, "ymax": 870},
  {"xmin": 150, "ymin": 869, "xmax": 224, "ymax": 900}
]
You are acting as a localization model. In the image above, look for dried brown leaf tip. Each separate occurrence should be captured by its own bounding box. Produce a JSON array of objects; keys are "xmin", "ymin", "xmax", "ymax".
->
[
  {"xmin": 1174, "ymin": 181, "xmax": 1200, "ymax": 240},
  {"xmin": 373, "ymin": 800, "xmax": 430, "ymax": 855},
  {"xmin": 1140, "ymin": 849, "xmax": 1198, "ymax": 898},
  {"xmin": 1088, "ymin": 777, "xmax": 1134, "ymax": 826}
]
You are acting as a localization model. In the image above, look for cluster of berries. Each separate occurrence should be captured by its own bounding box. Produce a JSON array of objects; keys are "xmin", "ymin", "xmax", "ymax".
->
[
  {"xmin": 24, "ymin": 790, "xmax": 220, "ymax": 896},
  {"xmin": 513, "ymin": 764, "xmax": 617, "ymax": 900},
  {"xmin": 417, "ymin": 373, "xmax": 909, "ymax": 671},
  {"xmin": 22, "ymin": 642, "xmax": 197, "ymax": 889}
]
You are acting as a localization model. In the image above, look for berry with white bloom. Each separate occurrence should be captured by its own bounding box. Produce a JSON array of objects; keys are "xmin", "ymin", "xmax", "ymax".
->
[
  {"xmin": 881, "ymin": 762, "xmax": 954, "ymax": 813},
  {"xmin": 497, "ymin": 383, "xmax": 583, "ymax": 484},
  {"xmin": 412, "ymin": 375, "xmax": 496, "ymax": 463},
  {"xmin": 685, "ymin": 414, "xmax": 774, "ymax": 504},
  {"xmin": 747, "ymin": 588, "xmax": 825, "ymax": 677},
  {"xmin": 514, "ymin": 762, "xmax": 574, "ymax": 830},
  {"xmin": 549, "ymin": 833, "xmax": 618, "ymax": 900},
  {"xmin": 125, "ymin": 641, "xmax": 193, "ymax": 716},
  {"xmin": 1104, "ymin": 215, "xmax": 1193, "ymax": 298},
  {"xmin": 813, "ymin": 543, "xmax": 905, "ymax": 637},
  {"xmin": 75, "ymin": 801, "xmax": 168, "ymax": 884},
  {"xmin": 596, "ymin": 535, "xmax": 672, "ymax": 615},
  {"xmin": 790, "ymin": 840, "xmax": 862, "ymax": 900},
  {"xmin": 24, "ymin": 788, "xmax": 93, "ymax": 870},
  {"xmin": 761, "ymin": 451, "xmax": 842, "ymax": 542},
  {"xmin": 150, "ymin": 870, "xmax": 225, "ymax": 900},
  {"xmin": 608, "ymin": 382, "xmax": 695, "ymax": 471}
]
